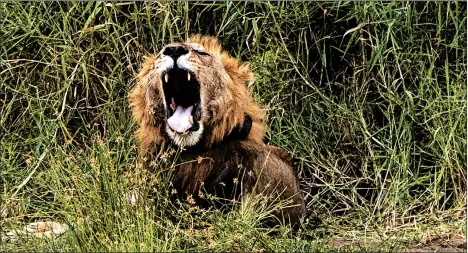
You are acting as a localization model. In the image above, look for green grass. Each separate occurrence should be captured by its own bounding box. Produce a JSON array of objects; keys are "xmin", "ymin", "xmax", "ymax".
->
[{"xmin": 1, "ymin": 1, "xmax": 466, "ymax": 251}]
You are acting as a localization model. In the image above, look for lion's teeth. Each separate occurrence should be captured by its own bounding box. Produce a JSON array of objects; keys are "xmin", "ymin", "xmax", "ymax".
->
[
  {"xmin": 189, "ymin": 116, "xmax": 193, "ymax": 124},
  {"xmin": 165, "ymin": 73, "xmax": 169, "ymax": 83},
  {"xmin": 187, "ymin": 72, "xmax": 191, "ymax": 81},
  {"xmin": 170, "ymin": 97, "xmax": 176, "ymax": 110}
]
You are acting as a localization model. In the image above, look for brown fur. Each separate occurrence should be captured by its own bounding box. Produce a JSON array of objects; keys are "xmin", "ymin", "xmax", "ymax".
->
[{"xmin": 128, "ymin": 35, "xmax": 305, "ymax": 227}]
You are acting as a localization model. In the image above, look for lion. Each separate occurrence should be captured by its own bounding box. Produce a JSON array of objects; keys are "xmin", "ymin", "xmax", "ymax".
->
[{"xmin": 128, "ymin": 35, "xmax": 306, "ymax": 227}]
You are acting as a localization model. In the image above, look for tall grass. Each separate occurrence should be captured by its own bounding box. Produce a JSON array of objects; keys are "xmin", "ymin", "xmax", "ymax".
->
[{"xmin": 1, "ymin": 1, "xmax": 466, "ymax": 251}]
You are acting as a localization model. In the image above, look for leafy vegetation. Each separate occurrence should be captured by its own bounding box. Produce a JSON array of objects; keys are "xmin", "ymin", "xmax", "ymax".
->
[{"xmin": 1, "ymin": 1, "xmax": 466, "ymax": 251}]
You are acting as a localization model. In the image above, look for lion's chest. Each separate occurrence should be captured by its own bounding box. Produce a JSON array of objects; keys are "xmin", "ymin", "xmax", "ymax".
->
[{"xmin": 170, "ymin": 141, "xmax": 258, "ymax": 203}]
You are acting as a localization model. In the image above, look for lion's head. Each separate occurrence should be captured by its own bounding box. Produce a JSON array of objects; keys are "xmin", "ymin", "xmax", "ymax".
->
[{"xmin": 129, "ymin": 35, "xmax": 264, "ymax": 151}]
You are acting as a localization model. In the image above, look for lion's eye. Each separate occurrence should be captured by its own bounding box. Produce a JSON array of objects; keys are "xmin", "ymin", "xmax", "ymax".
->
[{"xmin": 194, "ymin": 50, "xmax": 210, "ymax": 56}]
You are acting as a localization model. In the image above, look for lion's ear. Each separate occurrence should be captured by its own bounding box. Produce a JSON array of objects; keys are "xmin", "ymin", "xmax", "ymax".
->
[
  {"xmin": 238, "ymin": 63, "xmax": 255, "ymax": 86},
  {"xmin": 188, "ymin": 35, "xmax": 255, "ymax": 86},
  {"xmin": 221, "ymin": 55, "xmax": 256, "ymax": 87}
]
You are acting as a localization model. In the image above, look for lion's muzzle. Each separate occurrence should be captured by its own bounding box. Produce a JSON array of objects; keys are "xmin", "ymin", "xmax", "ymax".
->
[{"xmin": 159, "ymin": 46, "xmax": 203, "ymax": 145}]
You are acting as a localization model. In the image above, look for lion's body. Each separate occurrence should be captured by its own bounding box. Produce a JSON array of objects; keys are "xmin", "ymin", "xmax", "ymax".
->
[
  {"xmin": 172, "ymin": 139, "xmax": 306, "ymax": 226},
  {"xmin": 128, "ymin": 35, "xmax": 305, "ymax": 227}
]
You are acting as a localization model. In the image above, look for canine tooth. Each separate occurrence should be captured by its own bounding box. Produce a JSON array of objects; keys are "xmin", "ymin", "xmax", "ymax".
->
[
  {"xmin": 189, "ymin": 116, "xmax": 193, "ymax": 124},
  {"xmin": 187, "ymin": 72, "xmax": 191, "ymax": 81},
  {"xmin": 165, "ymin": 73, "xmax": 169, "ymax": 83},
  {"xmin": 170, "ymin": 98, "xmax": 176, "ymax": 110}
]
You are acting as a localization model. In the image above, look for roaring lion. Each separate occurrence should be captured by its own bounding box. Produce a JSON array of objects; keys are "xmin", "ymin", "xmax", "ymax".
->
[{"xmin": 128, "ymin": 35, "xmax": 306, "ymax": 227}]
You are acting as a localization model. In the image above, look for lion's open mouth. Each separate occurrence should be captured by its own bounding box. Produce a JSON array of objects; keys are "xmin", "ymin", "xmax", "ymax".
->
[{"xmin": 162, "ymin": 68, "xmax": 201, "ymax": 134}]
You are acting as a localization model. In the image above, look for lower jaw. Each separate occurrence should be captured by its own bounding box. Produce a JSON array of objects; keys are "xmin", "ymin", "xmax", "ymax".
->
[{"xmin": 166, "ymin": 124, "xmax": 204, "ymax": 148}]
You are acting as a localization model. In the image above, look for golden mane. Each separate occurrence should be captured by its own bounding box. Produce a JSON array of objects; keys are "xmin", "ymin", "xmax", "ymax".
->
[{"xmin": 129, "ymin": 35, "xmax": 264, "ymax": 152}]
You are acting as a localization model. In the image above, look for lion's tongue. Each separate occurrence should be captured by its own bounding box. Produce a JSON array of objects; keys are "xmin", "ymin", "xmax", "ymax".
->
[{"xmin": 167, "ymin": 105, "xmax": 194, "ymax": 133}]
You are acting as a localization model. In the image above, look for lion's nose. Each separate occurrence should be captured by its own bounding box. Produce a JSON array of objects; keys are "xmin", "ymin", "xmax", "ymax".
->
[{"xmin": 163, "ymin": 46, "xmax": 189, "ymax": 60}]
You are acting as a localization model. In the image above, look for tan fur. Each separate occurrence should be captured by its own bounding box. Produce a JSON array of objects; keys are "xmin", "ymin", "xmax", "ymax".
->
[
  {"xmin": 129, "ymin": 35, "xmax": 264, "ymax": 152},
  {"xmin": 128, "ymin": 35, "xmax": 305, "ymax": 227}
]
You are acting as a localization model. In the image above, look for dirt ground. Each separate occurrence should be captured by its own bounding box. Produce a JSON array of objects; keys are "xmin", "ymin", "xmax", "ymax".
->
[{"xmin": 328, "ymin": 234, "xmax": 466, "ymax": 252}]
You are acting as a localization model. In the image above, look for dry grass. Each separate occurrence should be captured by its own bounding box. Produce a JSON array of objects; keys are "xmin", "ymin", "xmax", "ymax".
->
[{"xmin": 1, "ymin": 1, "xmax": 466, "ymax": 251}]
